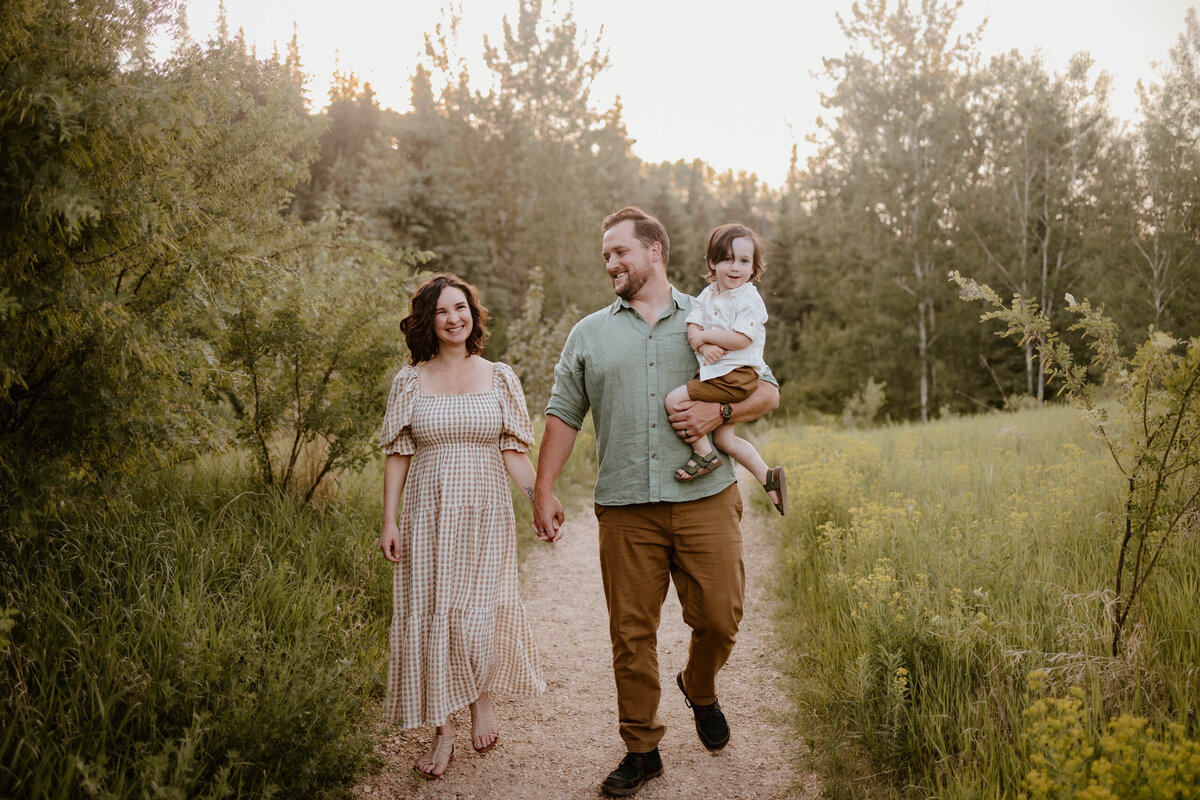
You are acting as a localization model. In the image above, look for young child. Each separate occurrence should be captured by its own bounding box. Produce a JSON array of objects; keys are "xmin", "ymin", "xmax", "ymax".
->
[{"xmin": 666, "ymin": 223, "xmax": 786, "ymax": 515}]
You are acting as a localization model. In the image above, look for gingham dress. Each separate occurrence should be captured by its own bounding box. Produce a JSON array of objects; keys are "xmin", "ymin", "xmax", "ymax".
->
[{"xmin": 379, "ymin": 361, "xmax": 545, "ymax": 727}]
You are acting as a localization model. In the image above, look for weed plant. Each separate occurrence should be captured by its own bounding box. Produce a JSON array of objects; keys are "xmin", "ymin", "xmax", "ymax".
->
[
  {"xmin": 0, "ymin": 413, "xmax": 599, "ymax": 800},
  {"xmin": 764, "ymin": 405, "xmax": 1200, "ymax": 799},
  {"xmin": 0, "ymin": 454, "xmax": 387, "ymax": 799}
]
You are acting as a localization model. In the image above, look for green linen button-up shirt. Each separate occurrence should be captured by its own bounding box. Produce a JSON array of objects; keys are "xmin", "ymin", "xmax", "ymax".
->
[{"xmin": 545, "ymin": 286, "xmax": 776, "ymax": 507}]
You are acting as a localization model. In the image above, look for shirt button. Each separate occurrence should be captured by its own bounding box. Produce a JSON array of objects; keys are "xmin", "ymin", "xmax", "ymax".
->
[
  {"xmin": 651, "ymin": 454, "xmax": 658, "ymax": 459},
  {"xmin": 651, "ymin": 423, "xmax": 656, "ymax": 428},
  {"xmin": 649, "ymin": 361, "xmax": 654, "ymax": 366},
  {"xmin": 650, "ymin": 392, "xmax": 655, "ymax": 397}
]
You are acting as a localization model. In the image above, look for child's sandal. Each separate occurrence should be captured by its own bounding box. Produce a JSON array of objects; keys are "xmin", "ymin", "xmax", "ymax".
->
[
  {"xmin": 762, "ymin": 465, "xmax": 787, "ymax": 515},
  {"xmin": 675, "ymin": 450, "xmax": 723, "ymax": 481}
]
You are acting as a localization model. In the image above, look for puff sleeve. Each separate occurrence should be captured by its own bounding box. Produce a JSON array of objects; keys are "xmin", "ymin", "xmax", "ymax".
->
[
  {"xmin": 496, "ymin": 362, "xmax": 535, "ymax": 453},
  {"xmin": 379, "ymin": 365, "xmax": 419, "ymax": 455}
]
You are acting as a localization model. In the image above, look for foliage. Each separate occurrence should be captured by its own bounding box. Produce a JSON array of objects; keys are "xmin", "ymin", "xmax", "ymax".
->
[
  {"xmin": 504, "ymin": 266, "xmax": 576, "ymax": 415},
  {"xmin": 220, "ymin": 213, "xmax": 422, "ymax": 502},
  {"xmin": 957, "ymin": 50, "xmax": 1116, "ymax": 402},
  {"xmin": 841, "ymin": 377, "xmax": 888, "ymax": 428},
  {"xmin": 1120, "ymin": 7, "xmax": 1200, "ymax": 337},
  {"xmin": 0, "ymin": 457, "xmax": 387, "ymax": 799},
  {"xmin": 807, "ymin": 0, "xmax": 980, "ymax": 422},
  {"xmin": 766, "ymin": 406, "xmax": 1198, "ymax": 798},
  {"xmin": 952, "ymin": 272, "xmax": 1200, "ymax": 656},
  {"xmin": 0, "ymin": 0, "xmax": 318, "ymax": 506},
  {"xmin": 1019, "ymin": 679, "xmax": 1200, "ymax": 800}
]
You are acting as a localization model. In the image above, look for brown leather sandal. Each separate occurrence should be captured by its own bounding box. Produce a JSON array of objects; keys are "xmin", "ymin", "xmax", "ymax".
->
[
  {"xmin": 414, "ymin": 733, "xmax": 455, "ymax": 779},
  {"xmin": 763, "ymin": 465, "xmax": 787, "ymax": 515},
  {"xmin": 675, "ymin": 449, "xmax": 723, "ymax": 481},
  {"xmin": 470, "ymin": 693, "xmax": 500, "ymax": 753}
]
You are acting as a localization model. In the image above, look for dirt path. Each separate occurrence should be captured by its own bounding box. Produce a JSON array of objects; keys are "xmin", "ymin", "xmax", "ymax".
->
[{"xmin": 354, "ymin": 476, "xmax": 821, "ymax": 799}]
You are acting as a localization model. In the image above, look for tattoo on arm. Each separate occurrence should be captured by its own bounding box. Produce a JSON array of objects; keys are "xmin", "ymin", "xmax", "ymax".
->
[{"xmin": 524, "ymin": 486, "xmax": 535, "ymax": 505}]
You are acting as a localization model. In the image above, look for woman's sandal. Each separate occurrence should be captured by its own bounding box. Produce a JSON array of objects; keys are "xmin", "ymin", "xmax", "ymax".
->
[
  {"xmin": 414, "ymin": 733, "xmax": 455, "ymax": 779},
  {"xmin": 763, "ymin": 465, "xmax": 787, "ymax": 515},
  {"xmin": 470, "ymin": 694, "xmax": 500, "ymax": 753},
  {"xmin": 675, "ymin": 450, "xmax": 723, "ymax": 482}
]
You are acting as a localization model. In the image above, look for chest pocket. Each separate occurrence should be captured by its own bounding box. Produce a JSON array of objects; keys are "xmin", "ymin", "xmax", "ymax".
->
[{"xmin": 665, "ymin": 331, "xmax": 698, "ymax": 384}]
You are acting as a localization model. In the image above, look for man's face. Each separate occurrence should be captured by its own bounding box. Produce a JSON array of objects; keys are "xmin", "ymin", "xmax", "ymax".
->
[{"xmin": 601, "ymin": 220, "xmax": 657, "ymax": 301}]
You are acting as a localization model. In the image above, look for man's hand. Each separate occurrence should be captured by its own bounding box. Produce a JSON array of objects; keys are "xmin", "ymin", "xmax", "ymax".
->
[{"xmin": 668, "ymin": 399, "xmax": 722, "ymax": 445}]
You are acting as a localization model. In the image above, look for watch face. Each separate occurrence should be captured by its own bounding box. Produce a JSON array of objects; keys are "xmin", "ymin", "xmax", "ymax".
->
[{"xmin": 721, "ymin": 403, "xmax": 733, "ymax": 420}]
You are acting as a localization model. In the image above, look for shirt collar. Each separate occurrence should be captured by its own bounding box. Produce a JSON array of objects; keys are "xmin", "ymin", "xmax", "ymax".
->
[{"xmin": 608, "ymin": 286, "xmax": 691, "ymax": 315}]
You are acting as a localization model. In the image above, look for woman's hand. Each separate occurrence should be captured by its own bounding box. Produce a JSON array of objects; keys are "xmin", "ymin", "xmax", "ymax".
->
[{"xmin": 380, "ymin": 521, "xmax": 405, "ymax": 563}]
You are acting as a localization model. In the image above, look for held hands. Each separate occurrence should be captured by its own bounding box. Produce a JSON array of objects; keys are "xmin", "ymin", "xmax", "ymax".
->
[
  {"xmin": 532, "ymin": 488, "xmax": 564, "ymax": 543},
  {"xmin": 668, "ymin": 399, "xmax": 722, "ymax": 445}
]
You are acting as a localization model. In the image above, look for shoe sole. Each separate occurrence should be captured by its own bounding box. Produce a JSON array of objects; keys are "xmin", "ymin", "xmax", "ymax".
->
[
  {"xmin": 600, "ymin": 766, "xmax": 664, "ymax": 797},
  {"xmin": 676, "ymin": 672, "xmax": 730, "ymax": 750}
]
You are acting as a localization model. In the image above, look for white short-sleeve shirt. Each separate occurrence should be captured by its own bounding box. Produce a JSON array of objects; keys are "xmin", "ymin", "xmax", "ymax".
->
[{"xmin": 684, "ymin": 282, "xmax": 769, "ymax": 381}]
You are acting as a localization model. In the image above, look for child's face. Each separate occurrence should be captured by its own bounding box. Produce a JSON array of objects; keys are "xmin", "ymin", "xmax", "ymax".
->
[{"xmin": 711, "ymin": 236, "xmax": 755, "ymax": 292}]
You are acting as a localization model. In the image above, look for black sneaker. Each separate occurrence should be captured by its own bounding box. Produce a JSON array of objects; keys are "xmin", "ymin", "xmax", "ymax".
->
[
  {"xmin": 677, "ymin": 671, "xmax": 730, "ymax": 750},
  {"xmin": 599, "ymin": 748, "xmax": 664, "ymax": 797}
]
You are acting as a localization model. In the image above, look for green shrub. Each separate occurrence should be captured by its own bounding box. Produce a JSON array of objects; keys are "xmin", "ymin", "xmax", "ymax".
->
[{"xmin": 0, "ymin": 458, "xmax": 386, "ymax": 799}]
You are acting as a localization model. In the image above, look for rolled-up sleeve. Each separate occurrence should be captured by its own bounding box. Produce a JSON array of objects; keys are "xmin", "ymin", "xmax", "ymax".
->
[{"xmin": 544, "ymin": 321, "xmax": 589, "ymax": 430}]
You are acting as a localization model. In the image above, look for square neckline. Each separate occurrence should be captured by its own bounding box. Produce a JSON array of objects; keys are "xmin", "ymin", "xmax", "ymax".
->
[{"xmin": 416, "ymin": 361, "xmax": 499, "ymax": 398}]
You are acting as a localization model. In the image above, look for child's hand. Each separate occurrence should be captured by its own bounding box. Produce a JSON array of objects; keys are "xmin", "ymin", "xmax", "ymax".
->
[
  {"xmin": 698, "ymin": 344, "xmax": 726, "ymax": 364},
  {"xmin": 687, "ymin": 327, "xmax": 706, "ymax": 350}
]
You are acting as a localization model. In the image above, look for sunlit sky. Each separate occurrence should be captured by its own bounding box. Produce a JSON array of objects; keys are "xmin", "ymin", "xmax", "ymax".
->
[{"xmin": 181, "ymin": 0, "xmax": 1196, "ymax": 188}]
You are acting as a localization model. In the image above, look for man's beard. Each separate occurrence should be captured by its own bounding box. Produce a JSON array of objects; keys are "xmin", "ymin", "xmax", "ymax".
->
[{"xmin": 614, "ymin": 268, "xmax": 647, "ymax": 301}]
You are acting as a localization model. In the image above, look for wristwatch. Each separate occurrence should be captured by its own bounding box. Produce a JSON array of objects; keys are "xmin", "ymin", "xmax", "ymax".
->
[{"xmin": 719, "ymin": 402, "xmax": 733, "ymax": 422}]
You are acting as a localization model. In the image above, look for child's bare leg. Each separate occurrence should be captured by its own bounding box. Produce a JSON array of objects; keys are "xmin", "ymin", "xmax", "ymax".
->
[{"xmin": 712, "ymin": 425, "xmax": 782, "ymax": 506}]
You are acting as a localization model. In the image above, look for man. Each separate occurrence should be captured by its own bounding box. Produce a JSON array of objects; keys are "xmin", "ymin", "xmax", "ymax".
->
[{"xmin": 533, "ymin": 207, "xmax": 779, "ymax": 796}]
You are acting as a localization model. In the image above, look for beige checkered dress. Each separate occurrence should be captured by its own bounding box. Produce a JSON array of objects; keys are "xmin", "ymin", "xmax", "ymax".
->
[{"xmin": 379, "ymin": 361, "xmax": 545, "ymax": 727}]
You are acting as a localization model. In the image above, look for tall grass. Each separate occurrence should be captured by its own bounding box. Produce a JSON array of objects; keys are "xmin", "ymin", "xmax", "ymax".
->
[
  {"xmin": 0, "ymin": 415, "xmax": 598, "ymax": 800},
  {"xmin": 763, "ymin": 405, "xmax": 1200, "ymax": 798},
  {"xmin": 0, "ymin": 456, "xmax": 388, "ymax": 799}
]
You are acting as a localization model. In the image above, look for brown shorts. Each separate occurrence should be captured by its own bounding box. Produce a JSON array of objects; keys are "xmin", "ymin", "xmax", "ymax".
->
[{"xmin": 685, "ymin": 365, "xmax": 759, "ymax": 404}]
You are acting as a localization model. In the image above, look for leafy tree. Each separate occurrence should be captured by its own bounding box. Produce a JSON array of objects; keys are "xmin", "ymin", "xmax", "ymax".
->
[
  {"xmin": 221, "ymin": 213, "xmax": 421, "ymax": 502},
  {"xmin": 958, "ymin": 51, "xmax": 1116, "ymax": 403},
  {"xmin": 397, "ymin": 0, "xmax": 626, "ymax": 318},
  {"xmin": 0, "ymin": 0, "xmax": 319, "ymax": 505},
  {"xmin": 807, "ymin": 0, "xmax": 981, "ymax": 421},
  {"xmin": 504, "ymin": 266, "xmax": 576, "ymax": 414},
  {"xmin": 1123, "ymin": 8, "xmax": 1200, "ymax": 338}
]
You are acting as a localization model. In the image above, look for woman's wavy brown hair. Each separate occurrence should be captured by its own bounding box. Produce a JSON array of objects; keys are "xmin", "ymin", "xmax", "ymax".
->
[{"xmin": 400, "ymin": 273, "xmax": 490, "ymax": 364}]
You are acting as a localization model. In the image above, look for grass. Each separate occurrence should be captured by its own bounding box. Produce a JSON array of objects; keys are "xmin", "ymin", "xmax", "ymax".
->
[
  {"xmin": 0, "ymin": 454, "xmax": 388, "ymax": 799},
  {"xmin": 0, "ymin": 415, "xmax": 598, "ymax": 800},
  {"xmin": 761, "ymin": 404, "xmax": 1200, "ymax": 799}
]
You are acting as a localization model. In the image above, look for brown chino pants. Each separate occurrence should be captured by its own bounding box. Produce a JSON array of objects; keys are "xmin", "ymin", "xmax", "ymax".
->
[{"xmin": 594, "ymin": 483, "xmax": 745, "ymax": 752}]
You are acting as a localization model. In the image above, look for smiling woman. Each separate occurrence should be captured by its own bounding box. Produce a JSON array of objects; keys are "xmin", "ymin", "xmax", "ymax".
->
[{"xmin": 378, "ymin": 272, "xmax": 555, "ymax": 780}]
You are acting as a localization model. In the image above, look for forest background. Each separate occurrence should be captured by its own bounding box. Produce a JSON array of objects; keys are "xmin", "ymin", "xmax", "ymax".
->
[
  {"xmin": 6, "ymin": 0, "xmax": 1200, "ymax": 502},
  {"xmin": 4, "ymin": 0, "xmax": 1200, "ymax": 797}
]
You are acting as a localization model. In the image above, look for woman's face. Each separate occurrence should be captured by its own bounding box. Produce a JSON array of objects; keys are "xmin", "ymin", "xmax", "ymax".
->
[{"xmin": 433, "ymin": 286, "xmax": 473, "ymax": 349}]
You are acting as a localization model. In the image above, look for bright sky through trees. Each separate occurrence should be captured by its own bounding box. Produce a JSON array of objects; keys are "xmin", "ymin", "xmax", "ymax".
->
[{"xmin": 183, "ymin": 0, "xmax": 1197, "ymax": 187}]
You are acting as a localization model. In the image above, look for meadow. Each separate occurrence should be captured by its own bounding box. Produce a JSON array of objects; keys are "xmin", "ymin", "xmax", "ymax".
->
[
  {"xmin": 762, "ymin": 404, "xmax": 1200, "ymax": 799},
  {"xmin": 4, "ymin": 405, "xmax": 1198, "ymax": 798},
  {"xmin": 0, "ymin": 422, "xmax": 599, "ymax": 799}
]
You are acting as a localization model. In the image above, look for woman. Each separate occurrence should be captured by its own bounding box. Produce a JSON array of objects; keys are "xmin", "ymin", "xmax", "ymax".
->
[{"xmin": 379, "ymin": 273, "xmax": 553, "ymax": 779}]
